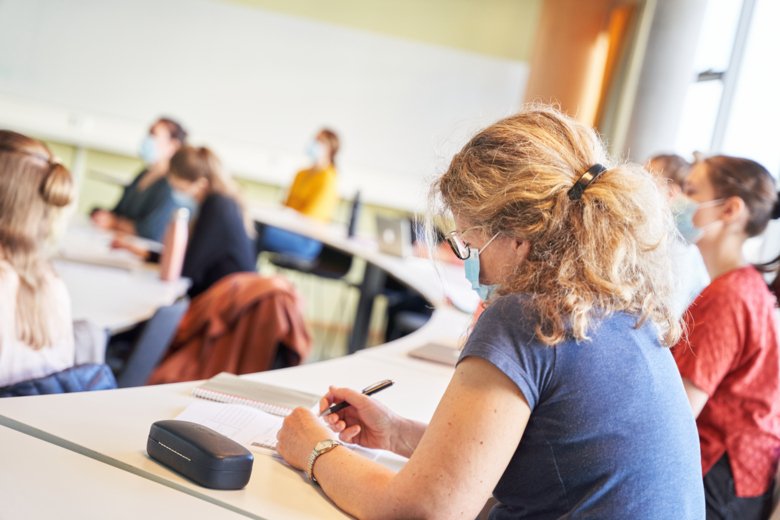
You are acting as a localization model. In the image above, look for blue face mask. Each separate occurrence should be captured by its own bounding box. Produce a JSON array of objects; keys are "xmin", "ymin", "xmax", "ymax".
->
[
  {"xmin": 172, "ymin": 190, "xmax": 198, "ymax": 215},
  {"xmin": 306, "ymin": 140, "xmax": 326, "ymax": 164},
  {"xmin": 463, "ymin": 232, "xmax": 500, "ymax": 301},
  {"xmin": 139, "ymin": 135, "xmax": 159, "ymax": 165},
  {"xmin": 671, "ymin": 196, "xmax": 724, "ymax": 244}
]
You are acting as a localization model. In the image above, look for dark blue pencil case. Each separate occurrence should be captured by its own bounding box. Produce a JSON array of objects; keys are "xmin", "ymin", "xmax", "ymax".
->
[{"xmin": 147, "ymin": 419, "xmax": 254, "ymax": 490}]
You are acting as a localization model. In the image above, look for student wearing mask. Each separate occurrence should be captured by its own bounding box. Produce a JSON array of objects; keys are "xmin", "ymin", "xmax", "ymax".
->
[
  {"xmin": 673, "ymin": 156, "xmax": 780, "ymax": 519},
  {"xmin": 92, "ymin": 117, "xmax": 188, "ymax": 241},
  {"xmin": 646, "ymin": 153, "xmax": 709, "ymax": 317},
  {"xmin": 256, "ymin": 128, "xmax": 340, "ymax": 261},
  {"xmin": 275, "ymin": 106, "xmax": 704, "ymax": 519},
  {"xmin": 114, "ymin": 146, "xmax": 255, "ymax": 298},
  {"xmin": 0, "ymin": 131, "xmax": 77, "ymax": 386}
]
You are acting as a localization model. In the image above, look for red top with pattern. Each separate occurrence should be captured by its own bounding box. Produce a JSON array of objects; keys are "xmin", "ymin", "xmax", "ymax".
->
[{"xmin": 673, "ymin": 266, "xmax": 780, "ymax": 497}]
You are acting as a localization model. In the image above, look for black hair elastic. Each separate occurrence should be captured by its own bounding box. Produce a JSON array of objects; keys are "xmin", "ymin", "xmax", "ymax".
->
[{"xmin": 567, "ymin": 163, "xmax": 608, "ymax": 201}]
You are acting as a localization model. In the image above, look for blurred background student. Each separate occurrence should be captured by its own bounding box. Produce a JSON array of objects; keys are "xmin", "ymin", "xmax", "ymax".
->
[
  {"xmin": 0, "ymin": 130, "xmax": 77, "ymax": 386},
  {"xmin": 646, "ymin": 153, "xmax": 709, "ymax": 317},
  {"xmin": 114, "ymin": 145, "xmax": 256, "ymax": 299},
  {"xmin": 672, "ymin": 155, "xmax": 780, "ymax": 519},
  {"xmin": 255, "ymin": 128, "xmax": 340, "ymax": 261},
  {"xmin": 92, "ymin": 117, "xmax": 188, "ymax": 241}
]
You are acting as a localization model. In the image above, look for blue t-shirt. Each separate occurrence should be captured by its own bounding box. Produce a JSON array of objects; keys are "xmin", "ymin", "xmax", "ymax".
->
[{"xmin": 460, "ymin": 295, "xmax": 704, "ymax": 519}]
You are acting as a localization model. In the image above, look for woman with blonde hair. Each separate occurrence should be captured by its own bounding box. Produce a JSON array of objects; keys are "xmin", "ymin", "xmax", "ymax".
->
[
  {"xmin": 115, "ymin": 145, "xmax": 256, "ymax": 298},
  {"xmin": 276, "ymin": 106, "xmax": 704, "ymax": 518},
  {"xmin": 0, "ymin": 130, "xmax": 77, "ymax": 386}
]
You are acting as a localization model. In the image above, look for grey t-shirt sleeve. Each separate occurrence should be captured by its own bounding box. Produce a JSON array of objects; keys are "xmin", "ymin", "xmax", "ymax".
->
[{"xmin": 457, "ymin": 296, "xmax": 555, "ymax": 410}]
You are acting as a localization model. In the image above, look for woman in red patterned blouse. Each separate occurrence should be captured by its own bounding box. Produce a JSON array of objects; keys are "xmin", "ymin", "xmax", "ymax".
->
[{"xmin": 673, "ymin": 155, "xmax": 780, "ymax": 519}]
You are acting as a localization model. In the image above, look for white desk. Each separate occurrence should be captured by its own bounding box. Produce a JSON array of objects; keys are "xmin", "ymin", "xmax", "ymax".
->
[
  {"xmin": 0, "ymin": 207, "xmax": 474, "ymax": 518},
  {"xmin": 252, "ymin": 205, "xmax": 478, "ymax": 352},
  {"xmin": 55, "ymin": 222, "xmax": 189, "ymax": 333},
  {"xmin": 0, "ymin": 424, "xmax": 242, "ymax": 519},
  {"xmin": 0, "ymin": 344, "xmax": 459, "ymax": 519},
  {"xmin": 252, "ymin": 205, "xmax": 476, "ymax": 310},
  {"xmin": 56, "ymin": 260, "xmax": 188, "ymax": 333}
]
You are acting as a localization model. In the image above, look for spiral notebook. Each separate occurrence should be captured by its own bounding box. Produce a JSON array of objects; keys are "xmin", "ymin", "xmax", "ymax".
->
[{"xmin": 192, "ymin": 372, "xmax": 320, "ymax": 417}]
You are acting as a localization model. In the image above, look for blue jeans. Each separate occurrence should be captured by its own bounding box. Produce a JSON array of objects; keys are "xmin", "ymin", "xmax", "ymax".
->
[{"xmin": 257, "ymin": 225, "xmax": 322, "ymax": 261}]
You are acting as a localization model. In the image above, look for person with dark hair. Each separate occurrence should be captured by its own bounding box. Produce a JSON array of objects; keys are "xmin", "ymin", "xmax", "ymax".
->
[
  {"xmin": 672, "ymin": 155, "xmax": 780, "ymax": 519},
  {"xmin": 92, "ymin": 117, "xmax": 189, "ymax": 241},
  {"xmin": 647, "ymin": 153, "xmax": 691, "ymax": 196},
  {"xmin": 647, "ymin": 153, "xmax": 709, "ymax": 317},
  {"xmin": 113, "ymin": 146, "xmax": 255, "ymax": 298},
  {"xmin": 256, "ymin": 128, "xmax": 340, "ymax": 261}
]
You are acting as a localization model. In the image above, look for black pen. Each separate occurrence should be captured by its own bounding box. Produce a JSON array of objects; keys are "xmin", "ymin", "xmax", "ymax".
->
[{"xmin": 319, "ymin": 379, "xmax": 394, "ymax": 417}]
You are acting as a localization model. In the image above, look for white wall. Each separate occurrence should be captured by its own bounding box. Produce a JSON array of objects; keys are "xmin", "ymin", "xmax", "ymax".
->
[{"xmin": 0, "ymin": 0, "xmax": 528, "ymax": 211}]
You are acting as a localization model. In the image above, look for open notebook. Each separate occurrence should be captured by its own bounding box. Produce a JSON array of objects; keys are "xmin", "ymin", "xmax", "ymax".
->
[
  {"xmin": 192, "ymin": 372, "xmax": 320, "ymax": 417},
  {"xmin": 176, "ymin": 400, "xmax": 408, "ymax": 472}
]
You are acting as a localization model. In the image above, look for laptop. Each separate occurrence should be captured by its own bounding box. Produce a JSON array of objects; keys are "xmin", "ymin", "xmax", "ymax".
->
[
  {"xmin": 408, "ymin": 342, "xmax": 461, "ymax": 367},
  {"xmin": 376, "ymin": 215, "xmax": 412, "ymax": 258}
]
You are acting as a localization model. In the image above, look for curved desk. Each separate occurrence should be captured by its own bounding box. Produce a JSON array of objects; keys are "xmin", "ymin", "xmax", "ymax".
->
[
  {"xmin": 252, "ymin": 205, "xmax": 478, "ymax": 352},
  {"xmin": 0, "ymin": 208, "xmax": 477, "ymax": 519},
  {"xmin": 56, "ymin": 222, "xmax": 189, "ymax": 333}
]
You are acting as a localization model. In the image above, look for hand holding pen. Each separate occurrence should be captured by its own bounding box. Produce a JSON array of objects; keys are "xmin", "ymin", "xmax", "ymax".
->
[
  {"xmin": 320, "ymin": 379, "xmax": 394, "ymax": 416},
  {"xmin": 320, "ymin": 380, "xmax": 400, "ymax": 451}
]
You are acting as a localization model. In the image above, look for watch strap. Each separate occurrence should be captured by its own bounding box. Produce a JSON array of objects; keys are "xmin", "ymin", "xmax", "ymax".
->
[{"xmin": 306, "ymin": 439, "xmax": 342, "ymax": 485}]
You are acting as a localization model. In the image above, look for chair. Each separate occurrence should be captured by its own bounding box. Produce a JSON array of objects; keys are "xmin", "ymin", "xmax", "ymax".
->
[
  {"xmin": 265, "ymin": 193, "xmax": 361, "ymax": 352},
  {"xmin": 267, "ymin": 190, "xmax": 361, "ymax": 280},
  {"xmin": 107, "ymin": 299, "xmax": 190, "ymax": 388},
  {"xmin": 0, "ymin": 363, "xmax": 117, "ymax": 397},
  {"xmin": 148, "ymin": 273, "xmax": 311, "ymax": 384}
]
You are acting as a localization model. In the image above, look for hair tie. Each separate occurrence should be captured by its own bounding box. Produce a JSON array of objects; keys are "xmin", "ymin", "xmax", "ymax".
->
[{"xmin": 568, "ymin": 163, "xmax": 607, "ymax": 201}]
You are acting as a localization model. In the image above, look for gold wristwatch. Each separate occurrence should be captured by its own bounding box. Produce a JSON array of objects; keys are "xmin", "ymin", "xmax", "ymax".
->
[{"xmin": 306, "ymin": 439, "xmax": 342, "ymax": 485}]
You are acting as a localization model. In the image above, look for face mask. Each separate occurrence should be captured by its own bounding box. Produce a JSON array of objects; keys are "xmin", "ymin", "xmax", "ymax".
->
[
  {"xmin": 463, "ymin": 232, "xmax": 500, "ymax": 301},
  {"xmin": 171, "ymin": 190, "xmax": 197, "ymax": 214},
  {"xmin": 139, "ymin": 135, "xmax": 159, "ymax": 165},
  {"xmin": 306, "ymin": 140, "xmax": 326, "ymax": 164},
  {"xmin": 672, "ymin": 196, "xmax": 724, "ymax": 244}
]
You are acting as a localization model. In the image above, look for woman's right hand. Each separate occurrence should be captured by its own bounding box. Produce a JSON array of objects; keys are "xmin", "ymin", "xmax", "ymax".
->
[
  {"xmin": 110, "ymin": 235, "xmax": 150, "ymax": 260},
  {"xmin": 91, "ymin": 209, "xmax": 116, "ymax": 229},
  {"xmin": 321, "ymin": 385, "xmax": 402, "ymax": 453}
]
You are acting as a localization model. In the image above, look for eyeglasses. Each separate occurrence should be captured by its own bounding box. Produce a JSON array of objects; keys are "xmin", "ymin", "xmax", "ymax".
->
[{"xmin": 445, "ymin": 227, "xmax": 499, "ymax": 260}]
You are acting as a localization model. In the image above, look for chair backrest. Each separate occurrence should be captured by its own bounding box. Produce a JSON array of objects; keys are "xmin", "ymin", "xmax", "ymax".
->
[
  {"xmin": 117, "ymin": 298, "xmax": 190, "ymax": 388},
  {"xmin": 312, "ymin": 245, "xmax": 353, "ymax": 279},
  {"xmin": 0, "ymin": 363, "xmax": 117, "ymax": 398},
  {"xmin": 347, "ymin": 190, "xmax": 362, "ymax": 238}
]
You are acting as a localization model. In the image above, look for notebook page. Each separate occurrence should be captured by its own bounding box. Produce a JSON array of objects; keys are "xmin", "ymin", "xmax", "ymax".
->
[
  {"xmin": 175, "ymin": 401, "xmax": 409, "ymax": 472},
  {"xmin": 176, "ymin": 400, "xmax": 281, "ymax": 449}
]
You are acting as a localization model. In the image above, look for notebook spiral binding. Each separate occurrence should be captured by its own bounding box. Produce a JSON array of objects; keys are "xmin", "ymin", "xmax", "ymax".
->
[{"xmin": 192, "ymin": 388, "xmax": 292, "ymax": 417}]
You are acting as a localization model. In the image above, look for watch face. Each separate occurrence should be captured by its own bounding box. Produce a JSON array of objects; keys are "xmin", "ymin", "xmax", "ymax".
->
[{"xmin": 315, "ymin": 439, "xmax": 336, "ymax": 451}]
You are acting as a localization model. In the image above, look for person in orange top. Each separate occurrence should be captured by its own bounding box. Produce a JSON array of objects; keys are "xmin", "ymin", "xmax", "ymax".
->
[
  {"xmin": 672, "ymin": 155, "xmax": 780, "ymax": 518},
  {"xmin": 256, "ymin": 129, "xmax": 340, "ymax": 261}
]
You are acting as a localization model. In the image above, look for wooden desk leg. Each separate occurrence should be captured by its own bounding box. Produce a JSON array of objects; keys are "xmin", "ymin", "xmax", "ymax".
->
[{"xmin": 348, "ymin": 262, "xmax": 386, "ymax": 354}]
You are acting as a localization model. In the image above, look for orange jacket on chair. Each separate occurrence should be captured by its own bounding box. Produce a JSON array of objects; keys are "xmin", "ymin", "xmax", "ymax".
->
[{"xmin": 149, "ymin": 273, "xmax": 311, "ymax": 384}]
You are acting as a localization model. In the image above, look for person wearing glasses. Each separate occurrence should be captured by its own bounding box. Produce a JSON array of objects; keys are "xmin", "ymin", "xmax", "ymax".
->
[{"xmin": 275, "ymin": 106, "xmax": 704, "ymax": 518}]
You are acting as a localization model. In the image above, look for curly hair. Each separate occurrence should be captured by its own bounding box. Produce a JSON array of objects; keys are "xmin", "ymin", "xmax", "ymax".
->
[{"xmin": 433, "ymin": 105, "xmax": 680, "ymax": 346}]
